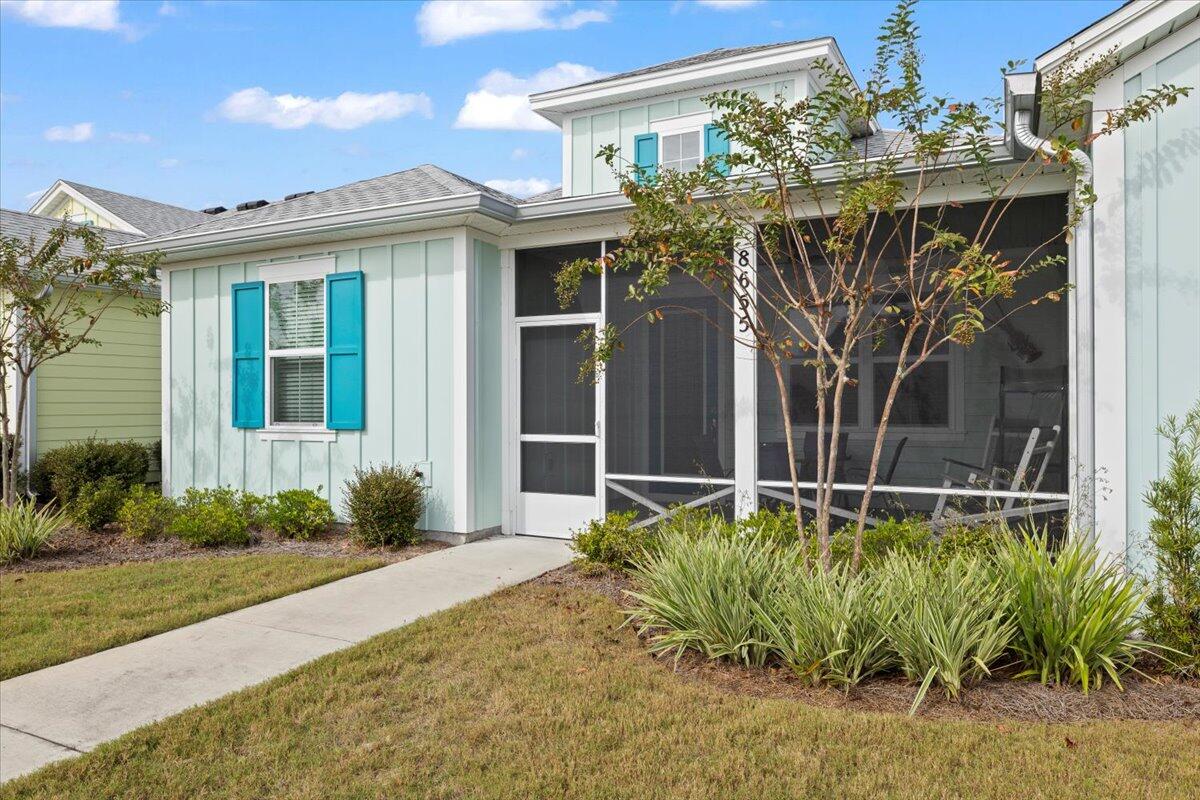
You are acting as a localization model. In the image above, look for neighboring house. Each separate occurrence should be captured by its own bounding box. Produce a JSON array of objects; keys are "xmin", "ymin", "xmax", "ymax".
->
[
  {"xmin": 2, "ymin": 183, "xmax": 214, "ymax": 477},
  {"xmin": 126, "ymin": 0, "xmax": 1197, "ymax": 556}
]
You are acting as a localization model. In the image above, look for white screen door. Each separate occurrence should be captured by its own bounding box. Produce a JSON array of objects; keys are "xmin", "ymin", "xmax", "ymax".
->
[{"xmin": 517, "ymin": 319, "xmax": 600, "ymax": 537}]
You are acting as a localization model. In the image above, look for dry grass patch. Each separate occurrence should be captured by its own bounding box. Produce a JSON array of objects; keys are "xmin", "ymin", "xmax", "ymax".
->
[
  {"xmin": 0, "ymin": 555, "xmax": 384, "ymax": 679},
  {"xmin": 4, "ymin": 580, "xmax": 1198, "ymax": 799}
]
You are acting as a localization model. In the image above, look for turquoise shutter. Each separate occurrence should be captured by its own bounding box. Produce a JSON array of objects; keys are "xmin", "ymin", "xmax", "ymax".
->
[
  {"xmin": 231, "ymin": 281, "xmax": 265, "ymax": 429},
  {"xmin": 325, "ymin": 271, "xmax": 365, "ymax": 430},
  {"xmin": 704, "ymin": 123, "xmax": 730, "ymax": 175},
  {"xmin": 633, "ymin": 132, "xmax": 658, "ymax": 184}
]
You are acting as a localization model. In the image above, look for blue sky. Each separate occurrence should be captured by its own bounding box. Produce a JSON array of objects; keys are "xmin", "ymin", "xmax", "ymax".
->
[{"xmin": 0, "ymin": 0, "xmax": 1121, "ymax": 211}]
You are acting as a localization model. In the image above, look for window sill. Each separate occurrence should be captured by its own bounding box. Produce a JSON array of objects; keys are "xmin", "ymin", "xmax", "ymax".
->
[{"xmin": 258, "ymin": 428, "xmax": 338, "ymax": 443}]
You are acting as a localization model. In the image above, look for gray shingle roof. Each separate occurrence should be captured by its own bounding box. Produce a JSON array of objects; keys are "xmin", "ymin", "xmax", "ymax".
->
[
  {"xmin": 548, "ymin": 38, "xmax": 825, "ymax": 93},
  {"xmin": 134, "ymin": 164, "xmax": 522, "ymax": 244},
  {"xmin": 59, "ymin": 180, "xmax": 212, "ymax": 236},
  {"xmin": 520, "ymin": 187, "xmax": 563, "ymax": 203},
  {"xmin": 1, "ymin": 208, "xmax": 143, "ymax": 258}
]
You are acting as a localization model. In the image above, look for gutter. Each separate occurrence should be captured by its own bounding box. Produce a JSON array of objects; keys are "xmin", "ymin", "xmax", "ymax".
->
[{"xmin": 1008, "ymin": 83, "xmax": 1096, "ymax": 539}]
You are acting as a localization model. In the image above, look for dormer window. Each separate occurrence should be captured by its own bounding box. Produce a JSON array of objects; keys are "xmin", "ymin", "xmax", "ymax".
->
[{"xmin": 661, "ymin": 130, "xmax": 702, "ymax": 173}]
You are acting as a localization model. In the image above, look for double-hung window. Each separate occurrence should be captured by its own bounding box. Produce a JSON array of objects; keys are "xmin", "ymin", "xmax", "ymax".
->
[
  {"xmin": 661, "ymin": 130, "xmax": 702, "ymax": 173},
  {"xmin": 268, "ymin": 277, "xmax": 325, "ymax": 426}
]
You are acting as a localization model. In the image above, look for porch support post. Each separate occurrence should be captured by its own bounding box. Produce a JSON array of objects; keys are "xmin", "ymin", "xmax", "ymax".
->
[
  {"xmin": 1069, "ymin": 203, "xmax": 1096, "ymax": 543},
  {"xmin": 733, "ymin": 229, "xmax": 758, "ymax": 518}
]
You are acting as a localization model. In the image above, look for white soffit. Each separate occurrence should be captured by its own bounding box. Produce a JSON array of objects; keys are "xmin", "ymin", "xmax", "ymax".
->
[{"xmin": 1035, "ymin": 0, "xmax": 1199, "ymax": 73}]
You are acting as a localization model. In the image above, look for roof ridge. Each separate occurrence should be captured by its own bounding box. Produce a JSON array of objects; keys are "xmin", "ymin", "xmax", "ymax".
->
[{"xmin": 61, "ymin": 180, "xmax": 202, "ymax": 215}]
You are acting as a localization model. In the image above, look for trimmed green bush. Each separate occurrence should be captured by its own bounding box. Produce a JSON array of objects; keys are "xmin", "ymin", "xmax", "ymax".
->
[
  {"xmin": 343, "ymin": 464, "xmax": 425, "ymax": 547},
  {"xmin": 758, "ymin": 562, "xmax": 895, "ymax": 689},
  {"xmin": 265, "ymin": 488, "xmax": 335, "ymax": 540},
  {"xmin": 831, "ymin": 516, "xmax": 933, "ymax": 567},
  {"xmin": 118, "ymin": 484, "xmax": 176, "ymax": 540},
  {"xmin": 1140, "ymin": 402, "xmax": 1200, "ymax": 675},
  {"xmin": 168, "ymin": 487, "xmax": 252, "ymax": 547},
  {"xmin": 571, "ymin": 510, "xmax": 647, "ymax": 571},
  {"xmin": 998, "ymin": 532, "xmax": 1152, "ymax": 692},
  {"xmin": 880, "ymin": 553, "xmax": 1014, "ymax": 713},
  {"xmin": 626, "ymin": 527, "xmax": 797, "ymax": 667},
  {"xmin": 31, "ymin": 439, "xmax": 149, "ymax": 504},
  {"xmin": 69, "ymin": 477, "xmax": 128, "ymax": 531},
  {"xmin": 0, "ymin": 499, "xmax": 67, "ymax": 564}
]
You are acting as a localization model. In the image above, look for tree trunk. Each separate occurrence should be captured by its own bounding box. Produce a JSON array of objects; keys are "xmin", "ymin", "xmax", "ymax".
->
[{"xmin": 770, "ymin": 357, "xmax": 807, "ymax": 567}]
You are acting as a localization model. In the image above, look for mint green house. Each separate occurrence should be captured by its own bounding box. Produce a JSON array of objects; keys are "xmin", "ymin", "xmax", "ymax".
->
[{"xmin": 122, "ymin": 1, "xmax": 1197, "ymax": 556}]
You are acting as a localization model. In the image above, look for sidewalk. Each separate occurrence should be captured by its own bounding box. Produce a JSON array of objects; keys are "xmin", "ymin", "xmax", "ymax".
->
[{"xmin": 0, "ymin": 535, "xmax": 571, "ymax": 782}]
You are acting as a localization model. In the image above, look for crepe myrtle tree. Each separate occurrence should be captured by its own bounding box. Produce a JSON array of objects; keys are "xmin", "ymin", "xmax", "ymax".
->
[
  {"xmin": 1, "ymin": 221, "xmax": 164, "ymax": 506},
  {"xmin": 556, "ymin": 0, "xmax": 1189, "ymax": 571}
]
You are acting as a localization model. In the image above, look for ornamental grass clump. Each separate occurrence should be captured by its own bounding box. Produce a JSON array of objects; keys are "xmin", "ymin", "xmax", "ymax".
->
[
  {"xmin": 0, "ymin": 499, "xmax": 66, "ymax": 564},
  {"xmin": 997, "ymin": 531, "xmax": 1153, "ymax": 692},
  {"xmin": 881, "ymin": 553, "xmax": 1014, "ymax": 713},
  {"xmin": 625, "ymin": 522, "xmax": 795, "ymax": 667},
  {"xmin": 757, "ymin": 563, "xmax": 895, "ymax": 689}
]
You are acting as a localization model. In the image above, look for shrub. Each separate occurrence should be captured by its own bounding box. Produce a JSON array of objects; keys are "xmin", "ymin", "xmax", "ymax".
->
[
  {"xmin": 934, "ymin": 521, "xmax": 1011, "ymax": 564},
  {"xmin": 31, "ymin": 439, "xmax": 149, "ymax": 504},
  {"xmin": 626, "ymin": 527, "xmax": 796, "ymax": 667},
  {"xmin": 998, "ymin": 532, "xmax": 1153, "ymax": 691},
  {"xmin": 736, "ymin": 504, "xmax": 804, "ymax": 546},
  {"xmin": 343, "ymin": 464, "xmax": 425, "ymax": 547},
  {"xmin": 118, "ymin": 484, "xmax": 176, "ymax": 540},
  {"xmin": 1140, "ymin": 402, "xmax": 1200, "ymax": 674},
  {"xmin": 758, "ymin": 563, "xmax": 895, "ymax": 689},
  {"xmin": 0, "ymin": 499, "xmax": 67, "ymax": 564},
  {"xmin": 571, "ymin": 510, "xmax": 647, "ymax": 572},
  {"xmin": 831, "ymin": 516, "xmax": 932, "ymax": 567},
  {"xmin": 265, "ymin": 488, "xmax": 335, "ymax": 540},
  {"xmin": 880, "ymin": 553, "xmax": 1014, "ymax": 713},
  {"xmin": 168, "ymin": 487, "xmax": 252, "ymax": 547},
  {"xmin": 69, "ymin": 477, "xmax": 128, "ymax": 531}
]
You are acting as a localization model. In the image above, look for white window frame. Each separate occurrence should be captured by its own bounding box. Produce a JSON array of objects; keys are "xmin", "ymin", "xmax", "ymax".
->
[
  {"xmin": 260, "ymin": 257, "xmax": 337, "ymax": 441},
  {"xmin": 651, "ymin": 111, "xmax": 711, "ymax": 175}
]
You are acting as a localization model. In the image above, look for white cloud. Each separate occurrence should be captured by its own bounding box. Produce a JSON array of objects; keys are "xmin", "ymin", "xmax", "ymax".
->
[
  {"xmin": 484, "ymin": 178, "xmax": 556, "ymax": 198},
  {"xmin": 417, "ymin": 0, "xmax": 608, "ymax": 46},
  {"xmin": 158, "ymin": 158, "xmax": 181, "ymax": 168},
  {"xmin": 510, "ymin": 148, "xmax": 529, "ymax": 160},
  {"xmin": 215, "ymin": 87, "xmax": 433, "ymax": 130},
  {"xmin": 158, "ymin": 1, "xmax": 178, "ymax": 15},
  {"xmin": 44, "ymin": 122, "xmax": 94, "ymax": 142},
  {"xmin": 456, "ymin": 62, "xmax": 606, "ymax": 131},
  {"xmin": 109, "ymin": 131, "xmax": 153, "ymax": 143},
  {"xmin": 695, "ymin": 0, "xmax": 764, "ymax": 9},
  {"xmin": 1, "ymin": 0, "xmax": 122, "ymax": 31}
]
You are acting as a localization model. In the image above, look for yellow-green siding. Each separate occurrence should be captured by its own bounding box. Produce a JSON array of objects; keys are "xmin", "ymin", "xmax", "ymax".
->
[{"xmin": 34, "ymin": 293, "xmax": 161, "ymax": 460}]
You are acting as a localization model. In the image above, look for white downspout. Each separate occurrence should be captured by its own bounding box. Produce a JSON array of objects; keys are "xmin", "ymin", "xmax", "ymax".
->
[{"xmin": 1012, "ymin": 108, "xmax": 1096, "ymax": 541}]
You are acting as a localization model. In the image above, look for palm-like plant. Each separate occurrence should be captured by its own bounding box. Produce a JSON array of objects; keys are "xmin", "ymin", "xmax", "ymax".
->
[{"xmin": 0, "ymin": 499, "xmax": 66, "ymax": 564}]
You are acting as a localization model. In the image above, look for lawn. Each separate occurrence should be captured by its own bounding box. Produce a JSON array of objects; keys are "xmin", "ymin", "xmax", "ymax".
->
[
  {"xmin": 4, "ymin": 580, "xmax": 1196, "ymax": 799},
  {"xmin": 0, "ymin": 555, "xmax": 384, "ymax": 680}
]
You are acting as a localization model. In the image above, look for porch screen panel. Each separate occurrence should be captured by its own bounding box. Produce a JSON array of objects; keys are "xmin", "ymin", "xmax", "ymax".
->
[
  {"xmin": 520, "ymin": 326, "xmax": 595, "ymax": 436},
  {"xmin": 605, "ymin": 256, "xmax": 735, "ymax": 512},
  {"xmin": 516, "ymin": 243, "xmax": 600, "ymax": 316},
  {"xmin": 755, "ymin": 195, "xmax": 1070, "ymax": 525},
  {"xmin": 521, "ymin": 442, "xmax": 595, "ymax": 495}
]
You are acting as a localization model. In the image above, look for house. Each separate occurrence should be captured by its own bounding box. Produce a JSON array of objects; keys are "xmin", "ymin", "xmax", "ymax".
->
[
  {"xmin": 2, "ymin": 183, "xmax": 212, "ymax": 477},
  {"xmin": 123, "ymin": 0, "xmax": 1197, "ymax": 556}
]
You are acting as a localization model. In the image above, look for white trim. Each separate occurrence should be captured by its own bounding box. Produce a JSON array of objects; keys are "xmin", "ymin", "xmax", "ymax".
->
[
  {"xmin": 260, "ymin": 257, "xmax": 335, "ymax": 431},
  {"xmin": 1036, "ymin": 1, "xmax": 1200, "ymax": 72},
  {"xmin": 755, "ymin": 479, "xmax": 1069, "ymax": 502},
  {"xmin": 257, "ymin": 428, "xmax": 337, "ymax": 442},
  {"xmin": 161, "ymin": 272, "xmax": 172, "ymax": 495},
  {"xmin": 453, "ymin": 230, "xmax": 474, "ymax": 533},
  {"xmin": 500, "ymin": 246, "xmax": 517, "ymax": 534},
  {"xmin": 30, "ymin": 180, "xmax": 146, "ymax": 235},
  {"xmin": 733, "ymin": 233, "xmax": 758, "ymax": 517},
  {"xmin": 607, "ymin": 473, "xmax": 736, "ymax": 487},
  {"xmin": 651, "ymin": 111, "xmax": 713, "ymax": 136}
]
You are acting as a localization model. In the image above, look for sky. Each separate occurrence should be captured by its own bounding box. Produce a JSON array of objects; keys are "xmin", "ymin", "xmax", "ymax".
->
[{"xmin": 0, "ymin": 0, "xmax": 1122, "ymax": 212}]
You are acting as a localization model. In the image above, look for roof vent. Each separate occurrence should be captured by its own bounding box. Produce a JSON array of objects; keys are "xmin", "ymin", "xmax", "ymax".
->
[
  {"xmin": 235, "ymin": 199, "xmax": 269, "ymax": 212},
  {"xmin": 200, "ymin": 206, "xmax": 227, "ymax": 215},
  {"xmin": 284, "ymin": 191, "xmax": 314, "ymax": 201}
]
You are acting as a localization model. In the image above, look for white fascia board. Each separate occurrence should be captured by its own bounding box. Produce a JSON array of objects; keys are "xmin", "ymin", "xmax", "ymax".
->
[
  {"xmin": 29, "ymin": 180, "xmax": 146, "ymax": 235},
  {"xmin": 1035, "ymin": 0, "xmax": 1199, "ymax": 72},
  {"xmin": 530, "ymin": 38, "xmax": 852, "ymax": 124},
  {"xmin": 118, "ymin": 193, "xmax": 518, "ymax": 258}
]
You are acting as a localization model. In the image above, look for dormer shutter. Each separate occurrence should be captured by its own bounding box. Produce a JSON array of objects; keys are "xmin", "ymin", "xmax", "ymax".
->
[
  {"xmin": 633, "ymin": 132, "xmax": 658, "ymax": 184},
  {"xmin": 704, "ymin": 123, "xmax": 730, "ymax": 175}
]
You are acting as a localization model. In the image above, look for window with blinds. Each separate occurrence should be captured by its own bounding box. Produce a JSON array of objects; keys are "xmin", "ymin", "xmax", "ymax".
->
[{"xmin": 267, "ymin": 278, "xmax": 325, "ymax": 426}]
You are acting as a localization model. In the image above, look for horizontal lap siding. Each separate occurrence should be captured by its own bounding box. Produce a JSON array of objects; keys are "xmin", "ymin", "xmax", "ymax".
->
[
  {"xmin": 35, "ymin": 294, "xmax": 162, "ymax": 477},
  {"xmin": 168, "ymin": 237, "xmax": 456, "ymax": 528}
]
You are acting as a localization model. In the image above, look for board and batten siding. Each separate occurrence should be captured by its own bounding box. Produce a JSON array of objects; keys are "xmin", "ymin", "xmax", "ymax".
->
[
  {"xmin": 35, "ymin": 293, "xmax": 161, "ymax": 463},
  {"xmin": 167, "ymin": 235, "xmax": 459, "ymax": 530},
  {"xmin": 567, "ymin": 79, "xmax": 795, "ymax": 197},
  {"xmin": 1123, "ymin": 36, "xmax": 1200, "ymax": 547},
  {"xmin": 473, "ymin": 239, "xmax": 503, "ymax": 531}
]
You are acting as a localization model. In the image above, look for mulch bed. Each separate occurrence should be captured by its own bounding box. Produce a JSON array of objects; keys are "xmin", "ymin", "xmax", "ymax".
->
[
  {"xmin": 2, "ymin": 525, "xmax": 445, "ymax": 575},
  {"xmin": 534, "ymin": 563, "xmax": 1200, "ymax": 724}
]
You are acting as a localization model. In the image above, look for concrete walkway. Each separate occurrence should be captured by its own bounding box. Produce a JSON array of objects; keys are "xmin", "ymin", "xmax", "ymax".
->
[{"xmin": 0, "ymin": 535, "xmax": 571, "ymax": 783}]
